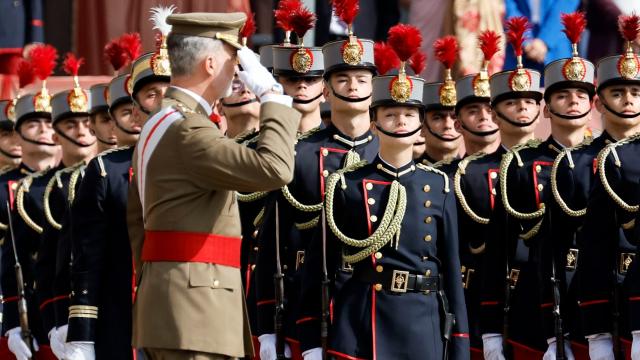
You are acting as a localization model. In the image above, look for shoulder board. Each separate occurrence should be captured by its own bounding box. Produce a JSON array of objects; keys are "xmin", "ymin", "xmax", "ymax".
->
[
  {"xmin": 297, "ymin": 125, "xmax": 322, "ymax": 141},
  {"xmin": 173, "ymin": 103, "xmax": 196, "ymax": 116},
  {"xmin": 0, "ymin": 165, "xmax": 15, "ymax": 176},
  {"xmin": 336, "ymin": 159, "xmax": 368, "ymax": 175},
  {"xmin": 235, "ymin": 129, "xmax": 259, "ymax": 144},
  {"xmin": 416, "ymin": 163, "xmax": 450, "ymax": 193},
  {"xmin": 97, "ymin": 145, "xmax": 133, "ymax": 177},
  {"xmin": 512, "ymin": 138, "xmax": 543, "ymax": 153},
  {"xmin": 572, "ymin": 136, "xmax": 594, "ymax": 150},
  {"xmin": 432, "ymin": 157, "xmax": 456, "ymax": 168}
]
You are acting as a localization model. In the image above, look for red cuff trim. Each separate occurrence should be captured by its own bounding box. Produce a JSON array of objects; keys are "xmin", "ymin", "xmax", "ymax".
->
[
  {"xmin": 285, "ymin": 337, "xmax": 300, "ymax": 344},
  {"xmin": 540, "ymin": 302, "xmax": 553, "ymax": 308},
  {"xmin": 579, "ymin": 299, "xmax": 609, "ymax": 307},
  {"xmin": 295, "ymin": 316, "xmax": 318, "ymax": 325},
  {"xmin": 31, "ymin": 19, "xmax": 43, "ymax": 27},
  {"xmin": 629, "ymin": 296, "xmax": 640, "ymax": 302},
  {"xmin": 256, "ymin": 299, "xmax": 275, "ymax": 306},
  {"xmin": 39, "ymin": 295, "xmax": 68, "ymax": 310},
  {"xmin": 2, "ymin": 296, "xmax": 18, "ymax": 303},
  {"xmin": 480, "ymin": 301, "xmax": 500, "ymax": 306},
  {"xmin": 452, "ymin": 333, "xmax": 469, "ymax": 338}
]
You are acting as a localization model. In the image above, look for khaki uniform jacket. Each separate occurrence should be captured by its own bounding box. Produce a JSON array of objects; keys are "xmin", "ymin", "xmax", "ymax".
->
[{"xmin": 127, "ymin": 87, "xmax": 300, "ymax": 357}]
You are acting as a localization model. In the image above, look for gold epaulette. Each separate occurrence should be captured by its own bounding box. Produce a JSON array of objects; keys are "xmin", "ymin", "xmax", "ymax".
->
[
  {"xmin": 17, "ymin": 168, "xmax": 52, "ymax": 234},
  {"xmin": 432, "ymin": 157, "xmax": 455, "ymax": 169},
  {"xmin": 416, "ymin": 163, "xmax": 450, "ymax": 193},
  {"xmin": 550, "ymin": 137, "xmax": 594, "ymax": 217},
  {"xmin": 500, "ymin": 145, "xmax": 545, "ymax": 221},
  {"xmin": 0, "ymin": 165, "xmax": 15, "ymax": 176},
  {"xmin": 97, "ymin": 146, "xmax": 132, "ymax": 178},
  {"xmin": 597, "ymin": 132, "xmax": 640, "ymax": 213},
  {"xmin": 44, "ymin": 163, "xmax": 85, "ymax": 230},
  {"xmin": 454, "ymin": 151, "xmax": 489, "ymax": 224}
]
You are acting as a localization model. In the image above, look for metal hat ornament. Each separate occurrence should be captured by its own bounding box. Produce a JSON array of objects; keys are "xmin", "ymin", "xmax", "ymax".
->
[
  {"xmin": 387, "ymin": 24, "xmax": 423, "ymax": 103},
  {"xmin": 274, "ymin": 0, "xmax": 302, "ymax": 45},
  {"xmin": 29, "ymin": 44, "xmax": 58, "ymax": 113},
  {"xmin": 505, "ymin": 16, "xmax": 531, "ymax": 91},
  {"xmin": 62, "ymin": 53, "xmax": 89, "ymax": 113},
  {"xmin": 6, "ymin": 59, "xmax": 36, "ymax": 122},
  {"xmin": 289, "ymin": 3, "xmax": 317, "ymax": 73},
  {"xmin": 618, "ymin": 14, "xmax": 640, "ymax": 79},
  {"xmin": 560, "ymin": 12, "xmax": 588, "ymax": 81},
  {"xmin": 150, "ymin": 5, "xmax": 176, "ymax": 77},
  {"xmin": 239, "ymin": 11, "xmax": 256, "ymax": 46},
  {"xmin": 433, "ymin": 35, "xmax": 459, "ymax": 106},
  {"xmin": 475, "ymin": 30, "xmax": 501, "ymax": 97},
  {"xmin": 334, "ymin": 0, "xmax": 362, "ymax": 65}
]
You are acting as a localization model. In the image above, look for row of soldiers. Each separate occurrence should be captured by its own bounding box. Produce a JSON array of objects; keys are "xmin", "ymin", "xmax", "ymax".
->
[{"xmin": 0, "ymin": 2, "xmax": 639, "ymax": 360}]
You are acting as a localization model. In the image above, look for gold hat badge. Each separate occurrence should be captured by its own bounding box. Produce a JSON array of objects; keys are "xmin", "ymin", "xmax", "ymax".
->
[
  {"xmin": 334, "ymin": 0, "xmax": 364, "ymax": 65},
  {"xmin": 149, "ymin": 5, "xmax": 177, "ymax": 77},
  {"xmin": 475, "ymin": 30, "xmax": 501, "ymax": 97},
  {"xmin": 434, "ymin": 35, "xmax": 459, "ymax": 106},
  {"xmin": 286, "ymin": 2, "xmax": 316, "ymax": 73},
  {"xmin": 63, "ymin": 53, "xmax": 88, "ymax": 113},
  {"xmin": 505, "ymin": 16, "xmax": 532, "ymax": 92},
  {"xmin": 561, "ymin": 12, "xmax": 588, "ymax": 81},
  {"xmin": 29, "ymin": 44, "xmax": 58, "ymax": 113},
  {"xmin": 617, "ymin": 14, "xmax": 640, "ymax": 79},
  {"xmin": 387, "ymin": 24, "xmax": 423, "ymax": 103}
]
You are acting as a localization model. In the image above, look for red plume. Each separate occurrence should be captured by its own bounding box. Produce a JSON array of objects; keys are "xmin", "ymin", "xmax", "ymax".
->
[
  {"xmin": 104, "ymin": 39, "xmax": 128, "ymax": 71},
  {"xmin": 409, "ymin": 51, "xmax": 426, "ymax": 75},
  {"xmin": 618, "ymin": 14, "xmax": 640, "ymax": 42},
  {"xmin": 17, "ymin": 59, "xmax": 35, "ymax": 89},
  {"xmin": 387, "ymin": 24, "xmax": 422, "ymax": 62},
  {"xmin": 433, "ymin": 36, "xmax": 458, "ymax": 69},
  {"xmin": 62, "ymin": 53, "xmax": 85, "ymax": 76},
  {"xmin": 274, "ymin": 0, "xmax": 302, "ymax": 32},
  {"xmin": 505, "ymin": 16, "xmax": 530, "ymax": 57},
  {"xmin": 478, "ymin": 30, "xmax": 500, "ymax": 61},
  {"xmin": 374, "ymin": 41, "xmax": 400, "ymax": 75},
  {"xmin": 240, "ymin": 12, "xmax": 257, "ymax": 39},
  {"xmin": 561, "ymin": 12, "xmax": 587, "ymax": 44},
  {"xmin": 290, "ymin": 5, "xmax": 316, "ymax": 39},
  {"xmin": 119, "ymin": 33, "xmax": 142, "ymax": 62},
  {"xmin": 29, "ymin": 44, "xmax": 58, "ymax": 81},
  {"xmin": 332, "ymin": 0, "xmax": 359, "ymax": 26}
]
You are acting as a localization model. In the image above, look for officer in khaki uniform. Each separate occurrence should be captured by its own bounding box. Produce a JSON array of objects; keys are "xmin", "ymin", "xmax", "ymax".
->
[{"xmin": 126, "ymin": 12, "xmax": 301, "ymax": 360}]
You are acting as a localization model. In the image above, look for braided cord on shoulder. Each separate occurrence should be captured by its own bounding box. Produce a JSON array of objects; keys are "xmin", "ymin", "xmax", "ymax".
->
[
  {"xmin": 68, "ymin": 165, "xmax": 85, "ymax": 204},
  {"xmin": 598, "ymin": 142, "xmax": 639, "ymax": 213},
  {"xmin": 282, "ymin": 184, "xmax": 323, "ymax": 212},
  {"xmin": 43, "ymin": 174, "xmax": 62, "ymax": 230},
  {"xmin": 550, "ymin": 149, "xmax": 586, "ymax": 217},
  {"xmin": 17, "ymin": 178, "xmax": 43, "ymax": 234},
  {"xmin": 236, "ymin": 191, "xmax": 269, "ymax": 203},
  {"xmin": 453, "ymin": 153, "xmax": 489, "ymax": 224},
  {"xmin": 500, "ymin": 151, "xmax": 545, "ymax": 220}
]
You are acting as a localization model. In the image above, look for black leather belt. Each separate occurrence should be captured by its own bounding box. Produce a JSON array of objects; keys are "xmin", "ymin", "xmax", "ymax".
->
[{"xmin": 354, "ymin": 266, "xmax": 439, "ymax": 293}]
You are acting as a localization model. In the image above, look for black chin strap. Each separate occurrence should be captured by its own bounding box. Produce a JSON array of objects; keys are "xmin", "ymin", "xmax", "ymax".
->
[
  {"xmin": 115, "ymin": 118, "xmax": 141, "ymax": 135},
  {"xmin": 133, "ymin": 98, "xmax": 152, "ymax": 115},
  {"xmin": 425, "ymin": 124, "xmax": 462, "ymax": 142},
  {"xmin": 329, "ymin": 84, "xmax": 371, "ymax": 103},
  {"xmin": 375, "ymin": 124, "xmax": 422, "ymax": 138},
  {"xmin": 19, "ymin": 132, "xmax": 57, "ymax": 147},
  {"xmin": 0, "ymin": 147, "xmax": 20, "ymax": 159},
  {"xmin": 292, "ymin": 93, "xmax": 323, "ymax": 104},
  {"xmin": 220, "ymin": 97, "xmax": 259, "ymax": 107},
  {"xmin": 601, "ymin": 100, "xmax": 640, "ymax": 119},
  {"xmin": 54, "ymin": 126, "xmax": 96, "ymax": 148},
  {"xmin": 496, "ymin": 110, "xmax": 540, "ymax": 128},
  {"xmin": 548, "ymin": 106, "xmax": 592, "ymax": 120},
  {"xmin": 460, "ymin": 121, "xmax": 500, "ymax": 137}
]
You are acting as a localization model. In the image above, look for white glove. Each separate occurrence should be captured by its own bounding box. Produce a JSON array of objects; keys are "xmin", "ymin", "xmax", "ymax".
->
[
  {"xmin": 237, "ymin": 47, "xmax": 278, "ymax": 98},
  {"xmin": 65, "ymin": 342, "xmax": 95, "ymax": 360},
  {"xmin": 302, "ymin": 347, "xmax": 323, "ymax": 360},
  {"xmin": 587, "ymin": 333, "xmax": 614, "ymax": 360},
  {"xmin": 48, "ymin": 325, "xmax": 68, "ymax": 359},
  {"xmin": 631, "ymin": 331, "xmax": 640, "ymax": 360},
  {"xmin": 543, "ymin": 337, "xmax": 575, "ymax": 360},
  {"xmin": 258, "ymin": 333, "xmax": 292, "ymax": 360},
  {"xmin": 482, "ymin": 333, "xmax": 505, "ymax": 360},
  {"xmin": 6, "ymin": 326, "xmax": 38, "ymax": 360}
]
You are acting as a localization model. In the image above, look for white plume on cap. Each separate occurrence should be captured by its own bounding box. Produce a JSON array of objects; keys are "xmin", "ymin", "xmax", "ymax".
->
[{"xmin": 150, "ymin": 5, "xmax": 177, "ymax": 36}]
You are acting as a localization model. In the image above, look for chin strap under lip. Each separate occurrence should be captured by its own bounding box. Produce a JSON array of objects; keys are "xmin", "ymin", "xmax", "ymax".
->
[
  {"xmin": 548, "ymin": 106, "xmax": 592, "ymax": 120},
  {"xmin": 496, "ymin": 110, "xmax": 540, "ymax": 128},
  {"xmin": 601, "ymin": 100, "xmax": 640, "ymax": 119},
  {"xmin": 328, "ymin": 84, "xmax": 371, "ymax": 103},
  {"xmin": 459, "ymin": 120, "xmax": 500, "ymax": 137},
  {"xmin": 292, "ymin": 93, "xmax": 323, "ymax": 104},
  {"xmin": 220, "ymin": 97, "xmax": 259, "ymax": 107},
  {"xmin": 375, "ymin": 123, "xmax": 422, "ymax": 138}
]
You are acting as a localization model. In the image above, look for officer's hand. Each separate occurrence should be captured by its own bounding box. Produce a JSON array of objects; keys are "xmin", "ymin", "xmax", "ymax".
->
[
  {"xmin": 302, "ymin": 347, "xmax": 323, "ymax": 360},
  {"xmin": 258, "ymin": 333, "xmax": 292, "ymax": 360},
  {"xmin": 237, "ymin": 47, "xmax": 278, "ymax": 98},
  {"xmin": 587, "ymin": 333, "xmax": 614, "ymax": 360},
  {"xmin": 631, "ymin": 331, "xmax": 640, "ymax": 360},
  {"xmin": 482, "ymin": 333, "xmax": 505, "ymax": 360},
  {"xmin": 6, "ymin": 327, "xmax": 38, "ymax": 360},
  {"xmin": 49, "ymin": 325, "xmax": 68, "ymax": 359},
  {"xmin": 65, "ymin": 342, "xmax": 95, "ymax": 360},
  {"xmin": 543, "ymin": 337, "xmax": 575, "ymax": 360}
]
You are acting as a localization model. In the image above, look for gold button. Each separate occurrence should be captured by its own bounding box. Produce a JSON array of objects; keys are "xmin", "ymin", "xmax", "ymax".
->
[
  {"xmin": 370, "ymin": 215, "xmax": 378, "ymax": 222},
  {"xmin": 366, "ymin": 182, "xmax": 373, "ymax": 190},
  {"xmin": 539, "ymin": 202, "xmax": 545, "ymax": 209},
  {"xmin": 424, "ymin": 200, "xmax": 431, "ymax": 208},
  {"xmin": 376, "ymin": 265, "xmax": 383, "ymax": 273},
  {"xmin": 537, "ymin": 183, "xmax": 544, "ymax": 192},
  {"xmin": 253, "ymin": 246, "xmax": 259, "ymax": 251},
  {"xmin": 213, "ymin": 280, "xmax": 220, "ymax": 287},
  {"xmin": 424, "ymin": 234, "xmax": 432, "ymax": 242},
  {"xmin": 425, "ymin": 270, "xmax": 431, "ymax": 276},
  {"xmin": 424, "ymin": 216, "xmax": 432, "ymax": 224},
  {"xmin": 283, "ymin": 265, "xmax": 288, "ymax": 270},
  {"xmin": 535, "ymin": 165, "xmax": 542, "ymax": 173},
  {"xmin": 368, "ymin": 198, "xmax": 376, "ymax": 205},
  {"xmin": 323, "ymin": 170, "xmax": 329, "ymax": 177},
  {"xmin": 376, "ymin": 163, "xmax": 383, "ymax": 170},
  {"xmin": 322, "ymin": 149, "xmax": 329, "ymax": 156},
  {"xmin": 252, "ymin": 230, "xmax": 258, "ymax": 238},
  {"xmin": 491, "ymin": 188, "xmax": 497, "ymax": 195},
  {"xmin": 10, "ymin": 183, "xmax": 17, "ymax": 190},
  {"xmin": 423, "ymin": 184, "xmax": 431, "ymax": 192},
  {"xmin": 374, "ymin": 283, "xmax": 383, "ymax": 291},
  {"xmin": 375, "ymin": 252, "xmax": 382, "ymax": 259},
  {"xmin": 461, "ymin": 265, "xmax": 466, "ymax": 273},
  {"xmin": 368, "ymin": 135, "xmax": 373, "ymax": 141},
  {"xmin": 490, "ymin": 172, "xmax": 497, "ymax": 179},
  {"xmin": 251, "ymin": 264, "xmax": 256, "ymax": 271}
]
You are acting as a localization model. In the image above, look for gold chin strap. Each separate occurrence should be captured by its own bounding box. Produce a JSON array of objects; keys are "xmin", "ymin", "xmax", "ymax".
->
[
  {"xmin": 500, "ymin": 139, "xmax": 546, "ymax": 221},
  {"xmin": 597, "ymin": 132, "xmax": 640, "ymax": 213},
  {"xmin": 454, "ymin": 152, "xmax": 490, "ymax": 225}
]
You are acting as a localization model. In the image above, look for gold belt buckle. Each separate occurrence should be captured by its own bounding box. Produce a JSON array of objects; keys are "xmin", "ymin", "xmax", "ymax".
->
[
  {"xmin": 391, "ymin": 270, "xmax": 409, "ymax": 293},
  {"xmin": 295, "ymin": 250, "xmax": 305, "ymax": 270},
  {"xmin": 620, "ymin": 253, "xmax": 635, "ymax": 274},
  {"xmin": 509, "ymin": 268, "xmax": 520, "ymax": 289},
  {"xmin": 566, "ymin": 248, "xmax": 579, "ymax": 271},
  {"xmin": 462, "ymin": 268, "xmax": 475, "ymax": 289}
]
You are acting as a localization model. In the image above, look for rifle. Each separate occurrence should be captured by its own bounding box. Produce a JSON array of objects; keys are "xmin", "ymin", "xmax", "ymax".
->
[
  {"xmin": 502, "ymin": 210, "xmax": 512, "ymax": 358},
  {"xmin": 273, "ymin": 200, "xmax": 286, "ymax": 360},
  {"xmin": 320, "ymin": 207, "xmax": 330, "ymax": 360},
  {"xmin": 6, "ymin": 201, "xmax": 34, "ymax": 358},
  {"xmin": 437, "ymin": 281, "xmax": 454, "ymax": 360},
  {"xmin": 612, "ymin": 211, "xmax": 623, "ymax": 360},
  {"xmin": 548, "ymin": 206, "xmax": 566, "ymax": 359}
]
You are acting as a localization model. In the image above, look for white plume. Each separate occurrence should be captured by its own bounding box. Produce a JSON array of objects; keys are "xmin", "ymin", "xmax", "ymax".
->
[{"xmin": 149, "ymin": 5, "xmax": 177, "ymax": 36}]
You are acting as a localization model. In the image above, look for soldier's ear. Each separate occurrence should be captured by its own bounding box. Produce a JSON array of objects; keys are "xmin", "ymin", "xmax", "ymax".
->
[
  {"xmin": 594, "ymin": 95, "xmax": 605, "ymax": 114},
  {"xmin": 542, "ymin": 104, "xmax": 551, "ymax": 119},
  {"xmin": 204, "ymin": 54, "xmax": 217, "ymax": 77},
  {"xmin": 216, "ymin": 100, "xmax": 224, "ymax": 116},
  {"xmin": 52, "ymin": 132, "xmax": 61, "ymax": 145},
  {"xmin": 453, "ymin": 119, "xmax": 462, "ymax": 132}
]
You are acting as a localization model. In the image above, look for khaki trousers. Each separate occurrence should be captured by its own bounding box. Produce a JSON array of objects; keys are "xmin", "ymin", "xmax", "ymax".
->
[{"xmin": 143, "ymin": 348, "xmax": 237, "ymax": 360}]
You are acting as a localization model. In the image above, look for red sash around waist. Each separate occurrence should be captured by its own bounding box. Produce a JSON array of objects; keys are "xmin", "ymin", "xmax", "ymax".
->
[{"xmin": 142, "ymin": 230, "xmax": 241, "ymax": 268}]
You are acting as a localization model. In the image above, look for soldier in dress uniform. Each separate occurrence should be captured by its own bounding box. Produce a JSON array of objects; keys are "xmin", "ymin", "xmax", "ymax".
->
[
  {"xmin": 255, "ymin": 2, "xmax": 379, "ymax": 358},
  {"xmin": 0, "ymin": 101, "xmax": 22, "ymax": 170},
  {"xmin": 575, "ymin": 15, "xmax": 640, "ymax": 360},
  {"xmin": 126, "ymin": 12, "xmax": 301, "ymax": 360},
  {"xmin": 88, "ymin": 84, "xmax": 117, "ymax": 153},
  {"xmin": 450, "ymin": 30, "xmax": 501, "ymax": 359},
  {"xmin": 419, "ymin": 36, "xmax": 463, "ymax": 170},
  {"xmin": 297, "ymin": 25, "xmax": 470, "ymax": 359}
]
